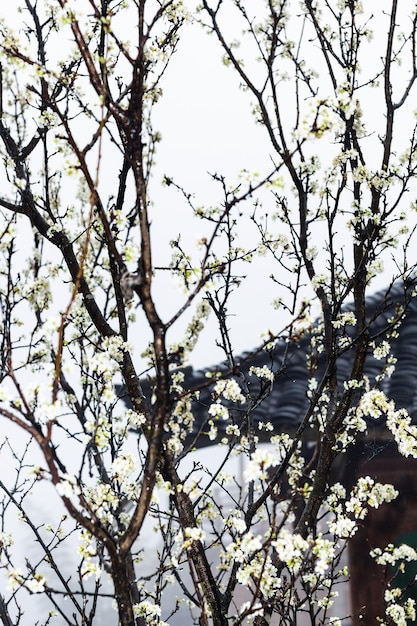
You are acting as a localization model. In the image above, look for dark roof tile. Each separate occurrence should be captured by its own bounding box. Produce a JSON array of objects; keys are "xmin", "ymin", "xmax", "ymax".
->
[{"xmin": 118, "ymin": 279, "xmax": 417, "ymax": 447}]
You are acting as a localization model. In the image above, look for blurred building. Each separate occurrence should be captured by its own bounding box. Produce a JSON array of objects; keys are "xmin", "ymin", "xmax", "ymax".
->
[{"xmin": 119, "ymin": 278, "xmax": 417, "ymax": 624}]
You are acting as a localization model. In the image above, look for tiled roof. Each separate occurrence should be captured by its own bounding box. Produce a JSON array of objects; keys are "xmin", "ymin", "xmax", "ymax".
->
[{"xmin": 118, "ymin": 278, "xmax": 417, "ymax": 448}]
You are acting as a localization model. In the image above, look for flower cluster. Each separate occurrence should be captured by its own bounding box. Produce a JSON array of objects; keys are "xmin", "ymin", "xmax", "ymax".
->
[
  {"xmin": 77, "ymin": 529, "xmax": 102, "ymax": 581},
  {"xmin": 175, "ymin": 526, "xmax": 206, "ymax": 551},
  {"xmin": 167, "ymin": 393, "xmax": 194, "ymax": 453},
  {"xmin": 386, "ymin": 409, "xmax": 417, "ymax": 458},
  {"xmin": 208, "ymin": 402, "xmax": 229, "ymax": 421},
  {"xmin": 373, "ymin": 340, "xmax": 391, "ymax": 360},
  {"xmin": 273, "ymin": 528, "xmax": 309, "ymax": 574},
  {"xmin": 237, "ymin": 554, "xmax": 281, "ymax": 599},
  {"xmin": 214, "ymin": 379, "xmax": 246, "ymax": 404},
  {"xmin": 224, "ymin": 531, "xmax": 263, "ymax": 568},
  {"xmin": 132, "ymin": 601, "xmax": 167, "ymax": 626},
  {"xmin": 371, "ymin": 543, "xmax": 417, "ymax": 567},
  {"xmin": 334, "ymin": 409, "xmax": 367, "ymax": 452},
  {"xmin": 84, "ymin": 480, "xmax": 125, "ymax": 526},
  {"xmin": 294, "ymin": 97, "xmax": 342, "ymax": 140},
  {"xmin": 110, "ymin": 453, "xmax": 136, "ymax": 483},
  {"xmin": 385, "ymin": 600, "xmax": 416, "ymax": 626},
  {"xmin": 244, "ymin": 448, "xmax": 278, "ymax": 482},
  {"xmin": 167, "ymin": 299, "xmax": 211, "ymax": 364},
  {"xmin": 328, "ymin": 515, "xmax": 357, "ymax": 538},
  {"xmin": 249, "ymin": 365, "xmax": 274, "ymax": 382},
  {"xmin": 356, "ymin": 389, "xmax": 393, "ymax": 420},
  {"xmin": 353, "ymin": 389, "xmax": 417, "ymax": 458},
  {"xmin": 56, "ymin": 474, "xmax": 81, "ymax": 498},
  {"xmin": 331, "ymin": 311, "xmax": 357, "ymax": 329},
  {"xmin": 328, "ymin": 476, "xmax": 398, "ymax": 527}
]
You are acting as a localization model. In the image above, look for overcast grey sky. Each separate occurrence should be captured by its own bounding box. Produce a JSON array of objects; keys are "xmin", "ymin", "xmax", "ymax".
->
[{"xmin": 149, "ymin": 15, "xmax": 293, "ymax": 367}]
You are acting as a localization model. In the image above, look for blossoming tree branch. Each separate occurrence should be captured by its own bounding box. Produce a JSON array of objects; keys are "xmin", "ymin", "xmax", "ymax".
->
[{"xmin": 0, "ymin": 1, "xmax": 417, "ymax": 625}]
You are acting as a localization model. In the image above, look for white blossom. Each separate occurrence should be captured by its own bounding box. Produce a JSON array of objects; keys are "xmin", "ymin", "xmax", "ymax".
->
[
  {"xmin": 225, "ymin": 514, "xmax": 247, "ymax": 534},
  {"xmin": 226, "ymin": 532, "xmax": 263, "ymax": 564},
  {"xmin": 214, "ymin": 379, "xmax": 245, "ymax": 403},
  {"xmin": 56, "ymin": 474, "xmax": 81, "ymax": 498},
  {"xmin": 133, "ymin": 601, "xmax": 167, "ymax": 626},
  {"xmin": 26, "ymin": 575, "xmax": 47, "ymax": 593},
  {"xmin": 331, "ymin": 311, "xmax": 357, "ymax": 329},
  {"xmin": 373, "ymin": 340, "xmax": 391, "ymax": 360},
  {"xmin": 328, "ymin": 516, "xmax": 357, "ymax": 538},
  {"xmin": 272, "ymin": 529, "xmax": 309, "ymax": 574},
  {"xmin": 110, "ymin": 453, "xmax": 136, "ymax": 481},
  {"xmin": 249, "ymin": 365, "xmax": 274, "ymax": 382},
  {"xmin": 81, "ymin": 561, "xmax": 102, "ymax": 581},
  {"xmin": 7, "ymin": 568, "xmax": 24, "ymax": 590},
  {"xmin": 244, "ymin": 449, "xmax": 277, "ymax": 482},
  {"xmin": 208, "ymin": 402, "xmax": 229, "ymax": 421}
]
